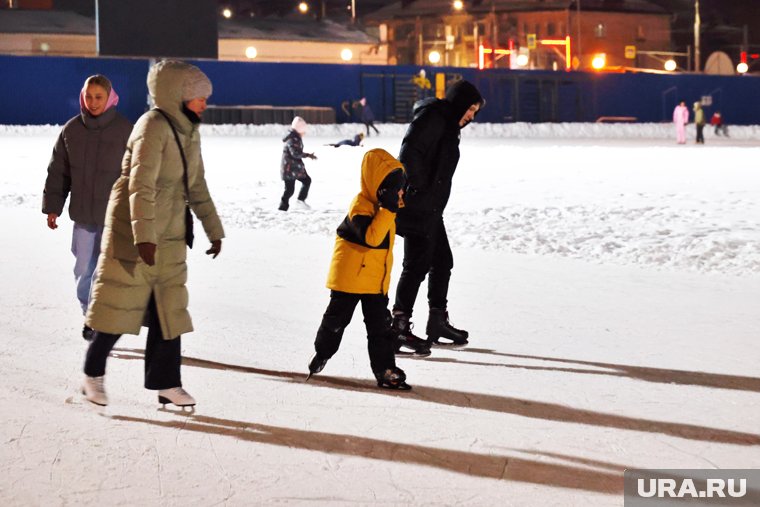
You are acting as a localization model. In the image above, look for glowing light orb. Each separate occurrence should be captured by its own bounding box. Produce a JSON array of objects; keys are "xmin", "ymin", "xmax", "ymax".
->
[{"xmin": 591, "ymin": 54, "xmax": 606, "ymax": 70}]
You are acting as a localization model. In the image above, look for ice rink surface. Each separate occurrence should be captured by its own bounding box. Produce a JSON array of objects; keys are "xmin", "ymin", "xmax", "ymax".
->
[{"xmin": 1, "ymin": 124, "xmax": 758, "ymax": 506}]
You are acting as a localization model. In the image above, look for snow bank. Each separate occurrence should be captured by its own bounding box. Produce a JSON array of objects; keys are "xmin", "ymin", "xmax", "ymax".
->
[
  {"xmin": 3, "ymin": 122, "xmax": 760, "ymax": 139},
  {"xmin": 4, "ymin": 128, "xmax": 758, "ymax": 276}
]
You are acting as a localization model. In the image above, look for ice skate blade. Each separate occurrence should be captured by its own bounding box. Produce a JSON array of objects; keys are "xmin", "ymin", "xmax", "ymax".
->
[
  {"xmin": 377, "ymin": 381, "xmax": 412, "ymax": 391},
  {"xmin": 394, "ymin": 348, "xmax": 431, "ymax": 358},
  {"xmin": 158, "ymin": 396, "xmax": 196, "ymax": 408},
  {"xmin": 81, "ymin": 389, "xmax": 107, "ymax": 407},
  {"xmin": 429, "ymin": 338, "xmax": 468, "ymax": 349},
  {"xmin": 158, "ymin": 405, "xmax": 195, "ymax": 415}
]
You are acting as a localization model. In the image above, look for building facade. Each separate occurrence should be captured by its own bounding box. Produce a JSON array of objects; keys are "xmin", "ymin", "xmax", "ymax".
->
[
  {"xmin": 0, "ymin": 7, "xmax": 387, "ymax": 65},
  {"xmin": 365, "ymin": 0, "xmax": 672, "ymax": 71}
]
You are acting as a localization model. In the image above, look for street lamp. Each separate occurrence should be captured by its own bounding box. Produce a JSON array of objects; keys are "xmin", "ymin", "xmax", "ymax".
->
[
  {"xmin": 737, "ymin": 62, "xmax": 748, "ymax": 74},
  {"xmin": 664, "ymin": 59, "xmax": 677, "ymax": 71},
  {"xmin": 222, "ymin": 7, "xmax": 233, "ymax": 19},
  {"xmin": 591, "ymin": 53, "xmax": 606, "ymax": 69},
  {"xmin": 453, "ymin": 0, "xmax": 464, "ymax": 10},
  {"xmin": 341, "ymin": 48, "xmax": 353, "ymax": 61},
  {"xmin": 298, "ymin": 2, "xmax": 309, "ymax": 14},
  {"xmin": 245, "ymin": 46, "xmax": 258, "ymax": 59},
  {"xmin": 428, "ymin": 50, "xmax": 442, "ymax": 64}
]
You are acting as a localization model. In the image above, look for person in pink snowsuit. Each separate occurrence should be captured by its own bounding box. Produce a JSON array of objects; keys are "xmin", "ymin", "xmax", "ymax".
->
[{"xmin": 673, "ymin": 100, "xmax": 689, "ymax": 144}]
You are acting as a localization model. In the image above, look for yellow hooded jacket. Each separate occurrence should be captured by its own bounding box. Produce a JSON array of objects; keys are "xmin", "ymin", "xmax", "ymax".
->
[{"xmin": 326, "ymin": 149, "xmax": 405, "ymax": 295}]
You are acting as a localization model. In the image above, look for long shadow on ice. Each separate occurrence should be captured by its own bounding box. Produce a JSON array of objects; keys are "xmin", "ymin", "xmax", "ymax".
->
[
  {"xmin": 108, "ymin": 412, "xmax": 623, "ymax": 493},
  {"xmin": 110, "ymin": 348, "xmax": 760, "ymax": 446},
  {"xmin": 455, "ymin": 348, "xmax": 760, "ymax": 393}
]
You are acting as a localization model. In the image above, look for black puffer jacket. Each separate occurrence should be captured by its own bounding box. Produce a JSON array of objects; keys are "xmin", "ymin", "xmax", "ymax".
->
[
  {"xmin": 42, "ymin": 107, "xmax": 133, "ymax": 226},
  {"xmin": 280, "ymin": 129, "xmax": 309, "ymax": 181},
  {"xmin": 396, "ymin": 80, "xmax": 483, "ymax": 237}
]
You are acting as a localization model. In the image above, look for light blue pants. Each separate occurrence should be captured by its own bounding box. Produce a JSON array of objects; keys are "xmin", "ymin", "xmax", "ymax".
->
[{"xmin": 72, "ymin": 223, "xmax": 103, "ymax": 315}]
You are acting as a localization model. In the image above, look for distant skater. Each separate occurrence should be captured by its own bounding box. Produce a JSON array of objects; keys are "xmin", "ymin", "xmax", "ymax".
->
[
  {"xmin": 359, "ymin": 98, "xmax": 380, "ymax": 137},
  {"xmin": 711, "ymin": 111, "xmax": 728, "ymax": 136},
  {"xmin": 327, "ymin": 132, "xmax": 364, "ymax": 147},
  {"xmin": 673, "ymin": 100, "xmax": 689, "ymax": 145},
  {"xmin": 279, "ymin": 116, "xmax": 317, "ymax": 211},
  {"xmin": 693, "ymin": 102, "xmax": 705, "ymax": 144}
]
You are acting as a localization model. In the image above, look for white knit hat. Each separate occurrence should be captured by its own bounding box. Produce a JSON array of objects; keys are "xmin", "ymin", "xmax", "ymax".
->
[
  {"xmin": 182, "ymin": 65, "xmax": 213, "ymax": 101},
  {"xmin": 291, "ymin": 116, "xmax": 307, "ymax": 134}
]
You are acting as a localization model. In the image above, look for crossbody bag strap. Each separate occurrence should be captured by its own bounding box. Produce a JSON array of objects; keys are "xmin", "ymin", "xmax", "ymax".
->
[{"xmin": 153, "ymin": 108, "xmax": 190, "ymax": 200}]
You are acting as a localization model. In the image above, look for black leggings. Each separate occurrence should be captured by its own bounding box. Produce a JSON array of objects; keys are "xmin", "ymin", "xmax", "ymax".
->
[
  {"xmin": 84, "ymin": 295, "xmax": 182, "ymax": 390},
  {"xmin": 365, "ymin": 121, "xmax": 380, "ymax": 136}
]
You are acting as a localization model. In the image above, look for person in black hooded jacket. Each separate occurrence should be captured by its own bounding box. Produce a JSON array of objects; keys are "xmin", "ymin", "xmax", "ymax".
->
[{"xmin": 391, "ymin": 79, "xmax": 484, "ymax": 356}]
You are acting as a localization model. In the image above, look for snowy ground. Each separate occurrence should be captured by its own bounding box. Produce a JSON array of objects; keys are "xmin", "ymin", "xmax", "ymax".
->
[{"xmin": 1, "ymin": 124, "xmax": 759, "ymax": 506}]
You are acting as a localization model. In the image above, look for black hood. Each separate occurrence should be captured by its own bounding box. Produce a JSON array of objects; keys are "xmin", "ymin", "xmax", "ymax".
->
[
  {"xmin": 411, "ymin": 97, "xmax": 439, "ymax": 120},
  {"xmin": 445, "ymin": 80, "xmax": 484, "ymax": 126}
]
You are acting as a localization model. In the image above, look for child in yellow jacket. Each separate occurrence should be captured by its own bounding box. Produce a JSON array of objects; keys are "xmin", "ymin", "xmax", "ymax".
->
[{"xmin": 307, "ymin": 149, "xmax": 411, "ymax": 390}]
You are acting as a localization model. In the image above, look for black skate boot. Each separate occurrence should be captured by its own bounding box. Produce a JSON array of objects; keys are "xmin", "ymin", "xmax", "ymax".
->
[
  {"xmin": 392, "ymin": 313, "xmax": 431, "ymax": 358},
  {"xmin": 426, "ymin": 308, "xmax": 469, "ymax": 347},
  {"xmin": 375, "ymin": 367, "xmax": 412, "ymax": 390},
  {"xmin": 306, "ymin": 353, "xmax": 328, "ymax": 381}
]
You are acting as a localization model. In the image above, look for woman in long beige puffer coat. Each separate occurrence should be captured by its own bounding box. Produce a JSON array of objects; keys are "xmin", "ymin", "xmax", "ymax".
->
[{"xmin": 82, "ymin": 60, "xmax": 225, "ymax": 408}]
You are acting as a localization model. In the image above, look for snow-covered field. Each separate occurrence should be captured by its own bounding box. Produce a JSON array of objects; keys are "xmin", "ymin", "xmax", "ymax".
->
[{"xmin": 1, "ymin": 123, "xmax": 758, "ymax": 506}]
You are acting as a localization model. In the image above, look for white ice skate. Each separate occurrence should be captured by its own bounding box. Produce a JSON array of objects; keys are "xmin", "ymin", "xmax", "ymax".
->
[
  {"xmin": 158, "ymin": 387, "xmax": 196, "ymax": 408},
  {"xmin": 295, "ymin": 199, "xmax": 311, "ymax": 210},
  {"xmin": 82, "ymin": 375, "xmax": 108, "ymax": 406}
]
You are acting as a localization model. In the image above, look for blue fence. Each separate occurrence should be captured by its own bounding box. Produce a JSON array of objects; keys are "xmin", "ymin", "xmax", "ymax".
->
[{"xmin": 3, "ymin": 54, "xmax": 760, "ymax": 125}]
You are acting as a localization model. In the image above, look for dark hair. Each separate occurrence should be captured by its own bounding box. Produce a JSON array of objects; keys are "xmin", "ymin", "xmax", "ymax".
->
[{"xmin": 84, "ymin": 74, "xmax": 112, "ymax": 96}]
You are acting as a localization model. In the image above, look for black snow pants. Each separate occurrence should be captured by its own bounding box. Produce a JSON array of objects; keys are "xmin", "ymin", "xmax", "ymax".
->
[
  {"xmin": 314, "ymin": 291, "xmax": 396, "ymax": 376},
  {"xmin": 393, "ymin": 218, "xmax": 453, "ymax": 316},
  {"xmin": 279, "ymin": 175, "xmax": 312, "ymax": 210}
]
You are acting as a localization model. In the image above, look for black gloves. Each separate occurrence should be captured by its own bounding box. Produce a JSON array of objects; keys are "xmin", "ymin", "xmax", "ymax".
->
[
  {"xmin": 377, "ymin": 169, "xmax": 406, "ymax": 213},
  {"xmin": 378, "ymin": 187, "xmax": 400, "ymax": 213}
]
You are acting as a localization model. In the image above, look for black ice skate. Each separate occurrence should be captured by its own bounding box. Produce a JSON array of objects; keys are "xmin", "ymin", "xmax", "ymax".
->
[
  {"xmin": 306, "ymin": 353, "xmax": 328, "ymax": 381},
  {"xmin": 392, "ymin": 314, "xmax": 431, "ymax": 357},
  {"xmin": 375, "ymin": 367, "xmax": 412, "ymax": 390},
  {"xmin": 426, "ymin": 309, "xmax": 469, "ymax": 347}
]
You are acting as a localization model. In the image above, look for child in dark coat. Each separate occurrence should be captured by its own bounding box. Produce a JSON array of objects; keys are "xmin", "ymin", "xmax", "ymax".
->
[
  {"xmin": 307, "ymin": 149, "xmax": 411, "ymax": 390},
  {"xmin": 279, "ymin": 116, "xmax": 316, "ymax": 211}
]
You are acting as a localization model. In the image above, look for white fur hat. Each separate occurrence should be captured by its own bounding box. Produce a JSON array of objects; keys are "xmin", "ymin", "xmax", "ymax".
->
[{"xmin": 291, "ymin": 116, "xmax": 307, "ymax": 134}]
